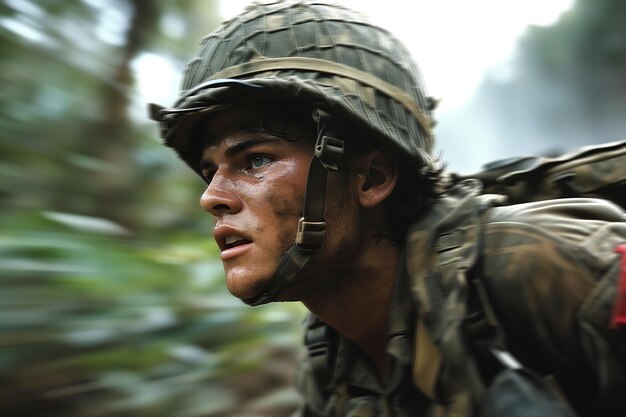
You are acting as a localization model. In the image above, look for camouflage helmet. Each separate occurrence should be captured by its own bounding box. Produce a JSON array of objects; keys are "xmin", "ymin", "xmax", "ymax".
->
[
  {"xmin": 149, "ymin": 0, "xmax": 438, "ymax": 305},
  {"xmin": 150, "ymin": 0, "xmax": 437, "ymax": 178}
]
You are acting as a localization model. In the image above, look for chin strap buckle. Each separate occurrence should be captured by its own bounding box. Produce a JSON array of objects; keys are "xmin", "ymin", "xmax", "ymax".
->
[
  {"xmin": 313, "ymin": 108, "xmax": 345, "ymax": 171},
  {"xmin": 315, "ymin": 135, "xmax": 344, "ymax": 171},
  {"xmin": 295, "ymin": 218, "xmax": 327, "ymax": 251}
]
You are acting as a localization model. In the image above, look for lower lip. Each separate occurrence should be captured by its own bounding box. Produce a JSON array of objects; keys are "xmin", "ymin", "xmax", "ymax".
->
[{"xmin": 220, "ymin": 242, "xmax": 253, "ymax": 261}]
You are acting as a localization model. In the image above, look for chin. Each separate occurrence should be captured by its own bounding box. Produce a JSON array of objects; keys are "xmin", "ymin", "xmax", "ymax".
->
[{"xmin": 225, "ymin": 269, "xmax": 273, "ymax": 301}]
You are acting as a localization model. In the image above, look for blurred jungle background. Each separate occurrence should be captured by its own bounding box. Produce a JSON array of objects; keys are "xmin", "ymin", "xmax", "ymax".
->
[{"xmin": 1, "ymin": 0, "xmax": 624, "ymax": 416}]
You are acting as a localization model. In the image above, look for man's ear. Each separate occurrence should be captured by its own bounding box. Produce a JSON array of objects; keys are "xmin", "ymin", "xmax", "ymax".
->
[{"xmin": 354, "ymin": 150, "xmax": 398, "ymax": 208}]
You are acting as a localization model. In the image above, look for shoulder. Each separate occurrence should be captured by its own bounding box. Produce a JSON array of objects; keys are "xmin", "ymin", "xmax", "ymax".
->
[
  {"xmin": 486, "ymin": 197, "xmax": 625, "ymax": 231},
  {"xmin": 482, "ymin": 197, "xmax": 625, "ymax": 275},
  {"xmin": 481, "ymin": 197, "xmax": 626, "ymax": 301},
  {"xmin": 479, "ymin": 198, "xmax": 626, "ymax": 411},
  {"xmin": 480, "ymin": 197, "xmax": 626, "ymax": 365}
]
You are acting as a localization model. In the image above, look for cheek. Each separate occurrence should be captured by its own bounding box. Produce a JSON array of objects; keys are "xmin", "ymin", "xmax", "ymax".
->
[
  {"xmin": 251, "ymin": 170, "xmax": 307, "ymax": 245},
  {"xmin": 267, "ymin": 159, "xmax": 309, "ymax": 219},
  {"xmin": 269, "ymin": 190, "xmax": 304, "ymax": 218},
  {"xmin": 322, "ymin": 178, "xmax": 362, "ymax": 252}
]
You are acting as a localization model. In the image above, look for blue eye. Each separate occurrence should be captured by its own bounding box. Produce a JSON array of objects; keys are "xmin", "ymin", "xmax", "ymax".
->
[{"xmin": 250, "ymin": 155, "xmax": 272, "ymax": 168}]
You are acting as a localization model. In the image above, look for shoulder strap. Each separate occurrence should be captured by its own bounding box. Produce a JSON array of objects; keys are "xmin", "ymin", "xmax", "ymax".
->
[
  {"xmin": 302, "ymin": 314, "xmax": 338, "ymax": 394},
  {"xmin": 407, "ymin": 180, "xmax": 582, "ymax": 416},
  {"xmin": 407, "ymin": 180, "xmax": 504, "ymax": 413}
]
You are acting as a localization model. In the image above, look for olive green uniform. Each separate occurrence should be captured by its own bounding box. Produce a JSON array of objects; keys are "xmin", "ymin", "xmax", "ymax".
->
[
  {"xmin": 294, "ymin": 189, "xmax": 626, "ymax": 416},
  {"xmin": 147, "ymin": 2, "xmax": 626, "ymax": 415}
]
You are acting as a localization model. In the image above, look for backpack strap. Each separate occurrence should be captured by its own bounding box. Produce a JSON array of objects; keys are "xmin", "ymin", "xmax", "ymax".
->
[
  {"xmin": 407, "ymin": 179, "xmax": 505, "ymax": 413},
  {"xmin": 302, "ymin": 314, "xmax": 339, "ymax": 395},
  {"xmin": 407, "ymin": 180, "xmax": 583, "ymax": 416}
]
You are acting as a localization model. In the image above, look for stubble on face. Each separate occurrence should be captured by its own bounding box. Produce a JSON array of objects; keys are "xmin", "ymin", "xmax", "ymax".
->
[
  {"xmin": 201, "ymin": 102, "xmax": 318, "ymax": 300},
  {"xmin": 272, "ymin": 171, "xmax": 367, "ymax": 302},
  {"xmin": 263, "ymin": 184, "xmax": 307, "ymax": 252},
  {"xmin": 219, "ymin": 152, "xmax": 313, "ymax": 299}
]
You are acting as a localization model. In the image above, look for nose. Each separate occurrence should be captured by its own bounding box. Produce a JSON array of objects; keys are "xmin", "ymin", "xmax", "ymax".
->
[{"xmin": 200, "ymin": 169, "xmax": 243, "ymax": 216}]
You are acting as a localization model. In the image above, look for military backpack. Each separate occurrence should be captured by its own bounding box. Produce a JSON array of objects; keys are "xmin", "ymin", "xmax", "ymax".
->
[
  {"xmin": 408, "ymin": 139, "xmax": 626, "ymax": 416},
  {"xmin": 301, "ymin": 139, "xmax": 625, "ymax": 415}
]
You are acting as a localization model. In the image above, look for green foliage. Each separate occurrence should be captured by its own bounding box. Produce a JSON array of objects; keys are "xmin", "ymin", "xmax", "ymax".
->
[
  {"xmin": 1, "ymin": 210, "xmax": 304, "ymax": 416},
  {"xmin": 1, "ymin": 0, "xmax": 303, "ymax": 416},
  {"xmin": 7, "ymin": 0, "xmax": 620, "ymax": 414}
]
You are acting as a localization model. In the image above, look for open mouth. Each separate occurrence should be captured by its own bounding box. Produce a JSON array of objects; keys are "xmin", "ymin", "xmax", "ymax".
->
[{"xmin": 224, "ymin": 235, "xmax": 252, "ymax": 250}]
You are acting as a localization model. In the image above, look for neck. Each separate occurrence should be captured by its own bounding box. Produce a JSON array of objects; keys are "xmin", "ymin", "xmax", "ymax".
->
[{"xmin": 302, "ymin": 239, "xmax": 399, "ymax": 378}]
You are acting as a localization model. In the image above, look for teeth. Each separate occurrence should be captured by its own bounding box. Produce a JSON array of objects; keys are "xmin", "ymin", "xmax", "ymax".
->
[{"xmin": 225, "ymin": 235, "xmax": 242, "ymax": 245}]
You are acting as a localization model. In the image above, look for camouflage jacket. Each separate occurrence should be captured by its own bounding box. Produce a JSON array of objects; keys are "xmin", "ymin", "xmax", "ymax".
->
[{"xmin": 293, "ymin": 184, "xmax": 626, "ymax": 416}]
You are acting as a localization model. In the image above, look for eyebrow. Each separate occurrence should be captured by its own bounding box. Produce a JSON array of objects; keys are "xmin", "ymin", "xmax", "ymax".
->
[
  {"xmin": 199, "ymin": 135, "xmax": 278, "ymax": 170},
  {"xmin": 225, "ymin": 137, "xmax": 276, "ymax": 158}
]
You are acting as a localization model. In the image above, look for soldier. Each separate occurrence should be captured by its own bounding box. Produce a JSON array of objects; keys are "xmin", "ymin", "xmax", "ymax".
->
[{"xmin": 150, "ymin": 1, "xmax": 626, "ymax": 416}]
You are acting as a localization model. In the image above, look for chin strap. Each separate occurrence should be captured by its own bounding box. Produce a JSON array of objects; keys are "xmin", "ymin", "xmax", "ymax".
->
[{"xmin": 242, "ymin": 109, "xmax": 345, "ymax": 306}]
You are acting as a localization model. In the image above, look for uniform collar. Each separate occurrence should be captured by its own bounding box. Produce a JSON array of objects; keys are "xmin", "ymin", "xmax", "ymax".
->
[{"xmin": 337, "ymin": 248, "xmax": 415, "ymax": 394}]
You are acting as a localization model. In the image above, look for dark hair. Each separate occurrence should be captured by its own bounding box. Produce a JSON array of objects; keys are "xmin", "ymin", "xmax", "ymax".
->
[
  {"xmin": 261, "ymin": 99, "xmax": 317, "ymax": 143},
  {"xmin": 385, "ymin": 153, "xmax": 445, "ymax": 244}
]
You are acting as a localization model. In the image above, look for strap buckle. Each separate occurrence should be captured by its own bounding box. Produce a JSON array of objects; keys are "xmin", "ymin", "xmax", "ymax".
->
[
  {"xmin": 295, "ymin": 218, "xmax": 326, "ymax": 251},
  {"xmin": 315, "ymin": 135, "xmax": 344, "ymax": 171}
]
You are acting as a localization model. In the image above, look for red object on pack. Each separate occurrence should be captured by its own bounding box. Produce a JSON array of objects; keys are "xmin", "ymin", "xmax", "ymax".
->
[{"xmin": 611, "ymin": 244, "xmax": 626, "ymax": 328}]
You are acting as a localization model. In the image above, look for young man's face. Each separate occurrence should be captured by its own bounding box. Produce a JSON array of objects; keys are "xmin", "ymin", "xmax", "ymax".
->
[{"xmin": 198, "ymin": 102, "xmax": 317, "ymax": 300}]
